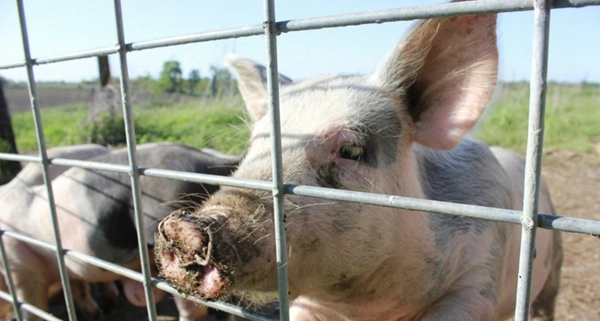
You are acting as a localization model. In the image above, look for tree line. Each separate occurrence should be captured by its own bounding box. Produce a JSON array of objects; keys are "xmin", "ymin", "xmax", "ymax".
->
[{"xmin": 133, "ymin": 60, "xmax": 238, "ymax": 98}]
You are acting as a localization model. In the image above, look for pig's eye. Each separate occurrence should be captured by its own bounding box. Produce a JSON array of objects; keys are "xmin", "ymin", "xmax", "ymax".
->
[{"xmin": 340, "ymin": 144, "xmax": 364, "ymax": 161}]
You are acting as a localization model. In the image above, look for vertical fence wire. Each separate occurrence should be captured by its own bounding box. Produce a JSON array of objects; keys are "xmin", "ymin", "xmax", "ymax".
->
[
  {"xmin": 112, "ymin": 0, "xmax": 158, "ymax": 320},
  {"xmin": 15, "ymin": 1, "xmax": 79, "ymax": 320},
  {"xmin": 0, "ymin": 232, "xmax": 23, "ymax": 321},
  {"xmin": 262, "ymin": 0, "xmax": 291, "ymax": 320},
  {"xmin": 514, "ymin": 0, "xmax": 552, "ymax": 319}
]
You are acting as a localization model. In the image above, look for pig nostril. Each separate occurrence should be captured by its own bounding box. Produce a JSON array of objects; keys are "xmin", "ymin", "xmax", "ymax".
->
[
  {"xmin": 179, "ymin": 229, "xmax": 213, "ymax": 267},
  {"xmin": 196, "ymin": 228, "xmax": 213, "ymax": 266}
]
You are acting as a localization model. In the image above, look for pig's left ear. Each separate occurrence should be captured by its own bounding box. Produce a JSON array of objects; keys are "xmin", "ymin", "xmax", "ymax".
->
[
  {"xmin": 374, "ymin": 14, "xmax": 498, "ymax": 150},
  {"xmin": 225, "ymin": 55, "xmax": 293, "ymax": 121}
]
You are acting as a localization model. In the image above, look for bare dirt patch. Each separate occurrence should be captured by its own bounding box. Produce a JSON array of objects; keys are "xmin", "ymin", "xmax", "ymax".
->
[{"xmin": 542, "ymin": 150, "xmax": 600, "ymax": 321}]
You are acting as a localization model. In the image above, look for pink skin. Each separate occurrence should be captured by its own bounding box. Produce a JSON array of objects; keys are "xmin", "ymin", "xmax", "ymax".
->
[
  {"xmin": 123, "ymin": 279, "xmax": 166, "ymax": 307},
  {"xmin": 155, "ymin": 9, "xmax": 561, "ymax": 321},
  {"xmin": 0, "ymin": 143, "xmax": 239, "ymax": 321}
]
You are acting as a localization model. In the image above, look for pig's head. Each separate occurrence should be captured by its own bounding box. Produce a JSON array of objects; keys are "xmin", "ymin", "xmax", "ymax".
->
[{"xmin": 155, "ymin": 12, "xmax": 498, "ymax": 304}]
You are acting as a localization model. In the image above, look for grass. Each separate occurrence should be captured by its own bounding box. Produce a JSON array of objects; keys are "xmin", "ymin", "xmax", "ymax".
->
[
  {"xmin": 134, "ymin": 97, "xmax": 251, "ymax": 154},
  {"xmin": 10, "ymin": 83, "xmax": 599, "ymax": 156},
  {"xmin": 12, "ymin": 104, "xmax": 88, "ymax": 151},
  {"xmin": 474, "ymin": 82, "xmax": 600, "ymax": 154},
  {"xmin": 11, "ymin": 96, "xmax": 251, "ymax": 155}
]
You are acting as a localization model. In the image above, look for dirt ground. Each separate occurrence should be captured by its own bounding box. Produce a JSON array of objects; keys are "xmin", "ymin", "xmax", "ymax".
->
[
  {"xmin": 542, "ymin": 149, "xmax": 600, "ymax": 321},
  {"xmin": 19, "ymin": 149, "xmax": 600, "ymax": 320}
]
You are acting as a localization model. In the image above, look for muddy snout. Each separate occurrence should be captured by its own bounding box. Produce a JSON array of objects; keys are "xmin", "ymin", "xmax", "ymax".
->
[{"xmin": 155, "ymin": 211, "xmax": 231, "ymax": 300}]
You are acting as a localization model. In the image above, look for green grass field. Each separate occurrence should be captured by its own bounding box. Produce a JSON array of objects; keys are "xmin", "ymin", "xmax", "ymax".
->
[
  {"xmin": 11, "ymin": 96, "xmax": 251, "ymax": 155},
  {"xmin": 9, "ymin": 83, "xmax": 600, "ymax": 156},
  {"xmin": 475, "ymin": 82, "xmax": 600, "ymax": 154}
]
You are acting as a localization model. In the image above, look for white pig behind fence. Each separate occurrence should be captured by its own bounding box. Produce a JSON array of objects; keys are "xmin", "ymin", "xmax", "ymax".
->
[{"xmin": 156, "ymin": 7, "xmax": 562, "ymax": 321}]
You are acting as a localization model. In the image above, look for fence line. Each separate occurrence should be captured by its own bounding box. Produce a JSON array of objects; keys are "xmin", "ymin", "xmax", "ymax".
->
[
  {"xmin": 2, "ymin": 153, "xmax": 600, "ymax": 237},
  {"xmin": 0, "ymin": 0, "xmax": 598, "ymax": 320}
]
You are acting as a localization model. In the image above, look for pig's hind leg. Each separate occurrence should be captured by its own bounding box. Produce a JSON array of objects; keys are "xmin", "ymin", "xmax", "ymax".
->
[
  {"xmin": 531, "ymin": 230, "xmax": 563, "ymax": 321},
  {"xmin": 11, "ymin": 272, "xmax": 49, "ymax": 321},
  {"xmin": 70, "ymin": 280, "xmax": 103, "ymax": 321}
]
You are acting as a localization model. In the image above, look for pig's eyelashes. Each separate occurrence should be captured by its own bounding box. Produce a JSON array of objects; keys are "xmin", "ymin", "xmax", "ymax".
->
[{"xmin": 340, "ymin": 144, "xmax": 364, "ymax": 162}]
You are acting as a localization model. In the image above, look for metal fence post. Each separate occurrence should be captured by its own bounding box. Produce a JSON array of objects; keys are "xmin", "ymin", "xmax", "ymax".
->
[
  {"xmin": 0, "ymin": 232, "xmax": 23, "ymax": 321},
  {"xmin": 112, "ymin": 0, "xmax": 158, "ymax": 320},
  {"xmin": 15, "ymin": 1, "xmax": 79, "ymax": 320},
  {"xmin": 514, "ymin": 0, "xmax": 552, "ymax": 319},
  {"xmin": 263, "ymin": 0, "xmax": 291, "ymax": 320}
]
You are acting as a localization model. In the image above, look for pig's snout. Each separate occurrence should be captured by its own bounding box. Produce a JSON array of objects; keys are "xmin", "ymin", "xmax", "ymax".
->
[
  {"xmin": 155, "ymin": 212, "xmax": 230, "ymax": 300},
  {"xmin": 158, "ymin": 215, "xmax": 213, "ymax": 267}
]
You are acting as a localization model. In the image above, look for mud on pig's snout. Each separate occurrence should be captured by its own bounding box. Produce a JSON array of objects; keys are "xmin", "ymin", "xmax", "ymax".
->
[{"xmin": 155, "ymin": 211, "xmax": 231, "ymax": 300}]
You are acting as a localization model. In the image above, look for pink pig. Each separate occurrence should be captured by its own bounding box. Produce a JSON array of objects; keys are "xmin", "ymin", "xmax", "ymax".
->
[
  {"xmin": 0, "ymin": 143, "xmax": 241, "ymax": 321},
  {"xmin": 156, "ymin": 11, "xmax": 562, "ymax": 321}
]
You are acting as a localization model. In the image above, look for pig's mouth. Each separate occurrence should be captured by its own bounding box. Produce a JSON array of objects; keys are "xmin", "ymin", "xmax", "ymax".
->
[{"xmin": 155, "ymin": 210, "xmax": 234, "ymax": 300}]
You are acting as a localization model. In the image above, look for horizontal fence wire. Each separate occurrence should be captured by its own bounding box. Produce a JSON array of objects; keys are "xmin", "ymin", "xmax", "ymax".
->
[
  {"xmin": 1, "ymin": 0, "xmax": 600, "ymax": 70},
  {"xmin": 0, "ymin": 291, "xmax": 61, "ymax": 321},
  {"xmin": 2, "ymin": 155, "xmax": 600, "ymax": 236},
  {"xmin": 1, "ymin": 0, "xmax": 599, "ymax": 320}
]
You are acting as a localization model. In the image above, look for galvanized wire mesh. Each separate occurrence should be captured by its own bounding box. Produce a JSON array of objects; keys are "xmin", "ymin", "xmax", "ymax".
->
[{"xmin": 0, "ymin": 0, "xmax": 599, "ymax": 320}]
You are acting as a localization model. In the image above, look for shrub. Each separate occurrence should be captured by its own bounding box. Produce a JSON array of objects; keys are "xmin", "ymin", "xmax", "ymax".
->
[{"xmin": 84, "ymin": 113, "xmax": 128, "ymax": 147}]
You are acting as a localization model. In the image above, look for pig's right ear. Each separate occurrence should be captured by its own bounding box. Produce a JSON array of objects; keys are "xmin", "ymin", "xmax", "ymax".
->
[
  {"xmin": 225, "ymin": 55, "xmax": 293, "ymax": 121},
  {"xmin": 374, "ymin": 13, "xmax": 498, "ymax": 150}
]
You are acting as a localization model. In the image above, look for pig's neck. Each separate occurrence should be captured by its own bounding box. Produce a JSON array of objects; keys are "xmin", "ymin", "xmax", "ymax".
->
[{"xmin": 313, "ymin": 148, "xmax": 440, "ymax": 313}]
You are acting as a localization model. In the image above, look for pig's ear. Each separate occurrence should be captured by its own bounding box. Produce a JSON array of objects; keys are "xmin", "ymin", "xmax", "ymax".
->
[
  {"xmin": 225, "ymin": 55, "xmax": 293, "ymax": 121},
  {"xmin": 375, "ymin": 14, "xmax": 498, "ymax": 150}
]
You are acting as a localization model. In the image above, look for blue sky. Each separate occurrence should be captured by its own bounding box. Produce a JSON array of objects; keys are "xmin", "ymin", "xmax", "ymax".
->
[{"xmin": 1, "ymin": 1, "xmax": 598, "ymax": 83}]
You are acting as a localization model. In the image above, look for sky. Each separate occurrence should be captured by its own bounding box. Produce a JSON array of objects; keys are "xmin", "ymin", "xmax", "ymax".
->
[{"xmin": 0, "ymin": 1, "xmax": 598, "ymax": 84}]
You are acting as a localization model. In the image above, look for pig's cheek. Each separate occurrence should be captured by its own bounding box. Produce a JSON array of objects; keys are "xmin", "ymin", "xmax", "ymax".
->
[{"xmin": 334, "ymin": 159, "xmax": 377, "ymax": 187}]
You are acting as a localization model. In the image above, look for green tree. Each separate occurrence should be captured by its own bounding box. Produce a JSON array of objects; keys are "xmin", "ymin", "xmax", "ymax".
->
[
  {"xmin": 188, "ymin": 69, "xmax": 201, "ymax": 95},
  {"xmin": 156, "ymin": 60, "xmax": 183, "ymax": 94}
]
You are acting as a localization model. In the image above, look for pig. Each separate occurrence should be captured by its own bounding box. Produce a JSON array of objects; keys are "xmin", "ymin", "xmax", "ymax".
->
[
  {"xmin": 0, "ymin": 144, "xmax": 112, "ymax": 319},
  {"xmin": 155, "ymin": 9, "xmax": 562, "ymax": 321},
  {"xmin": 0, "ymin": 144, "xmax": 110, "ymax": 194},
  {"xmin": 0, "ymin": 142, "xmax": 241, "ymax": 321}
]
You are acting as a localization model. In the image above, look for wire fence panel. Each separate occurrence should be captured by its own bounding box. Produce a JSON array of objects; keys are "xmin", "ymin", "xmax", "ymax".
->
[{"xmin": 0, "ymin": 0, "xmax": 598, "ymax": 320}]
